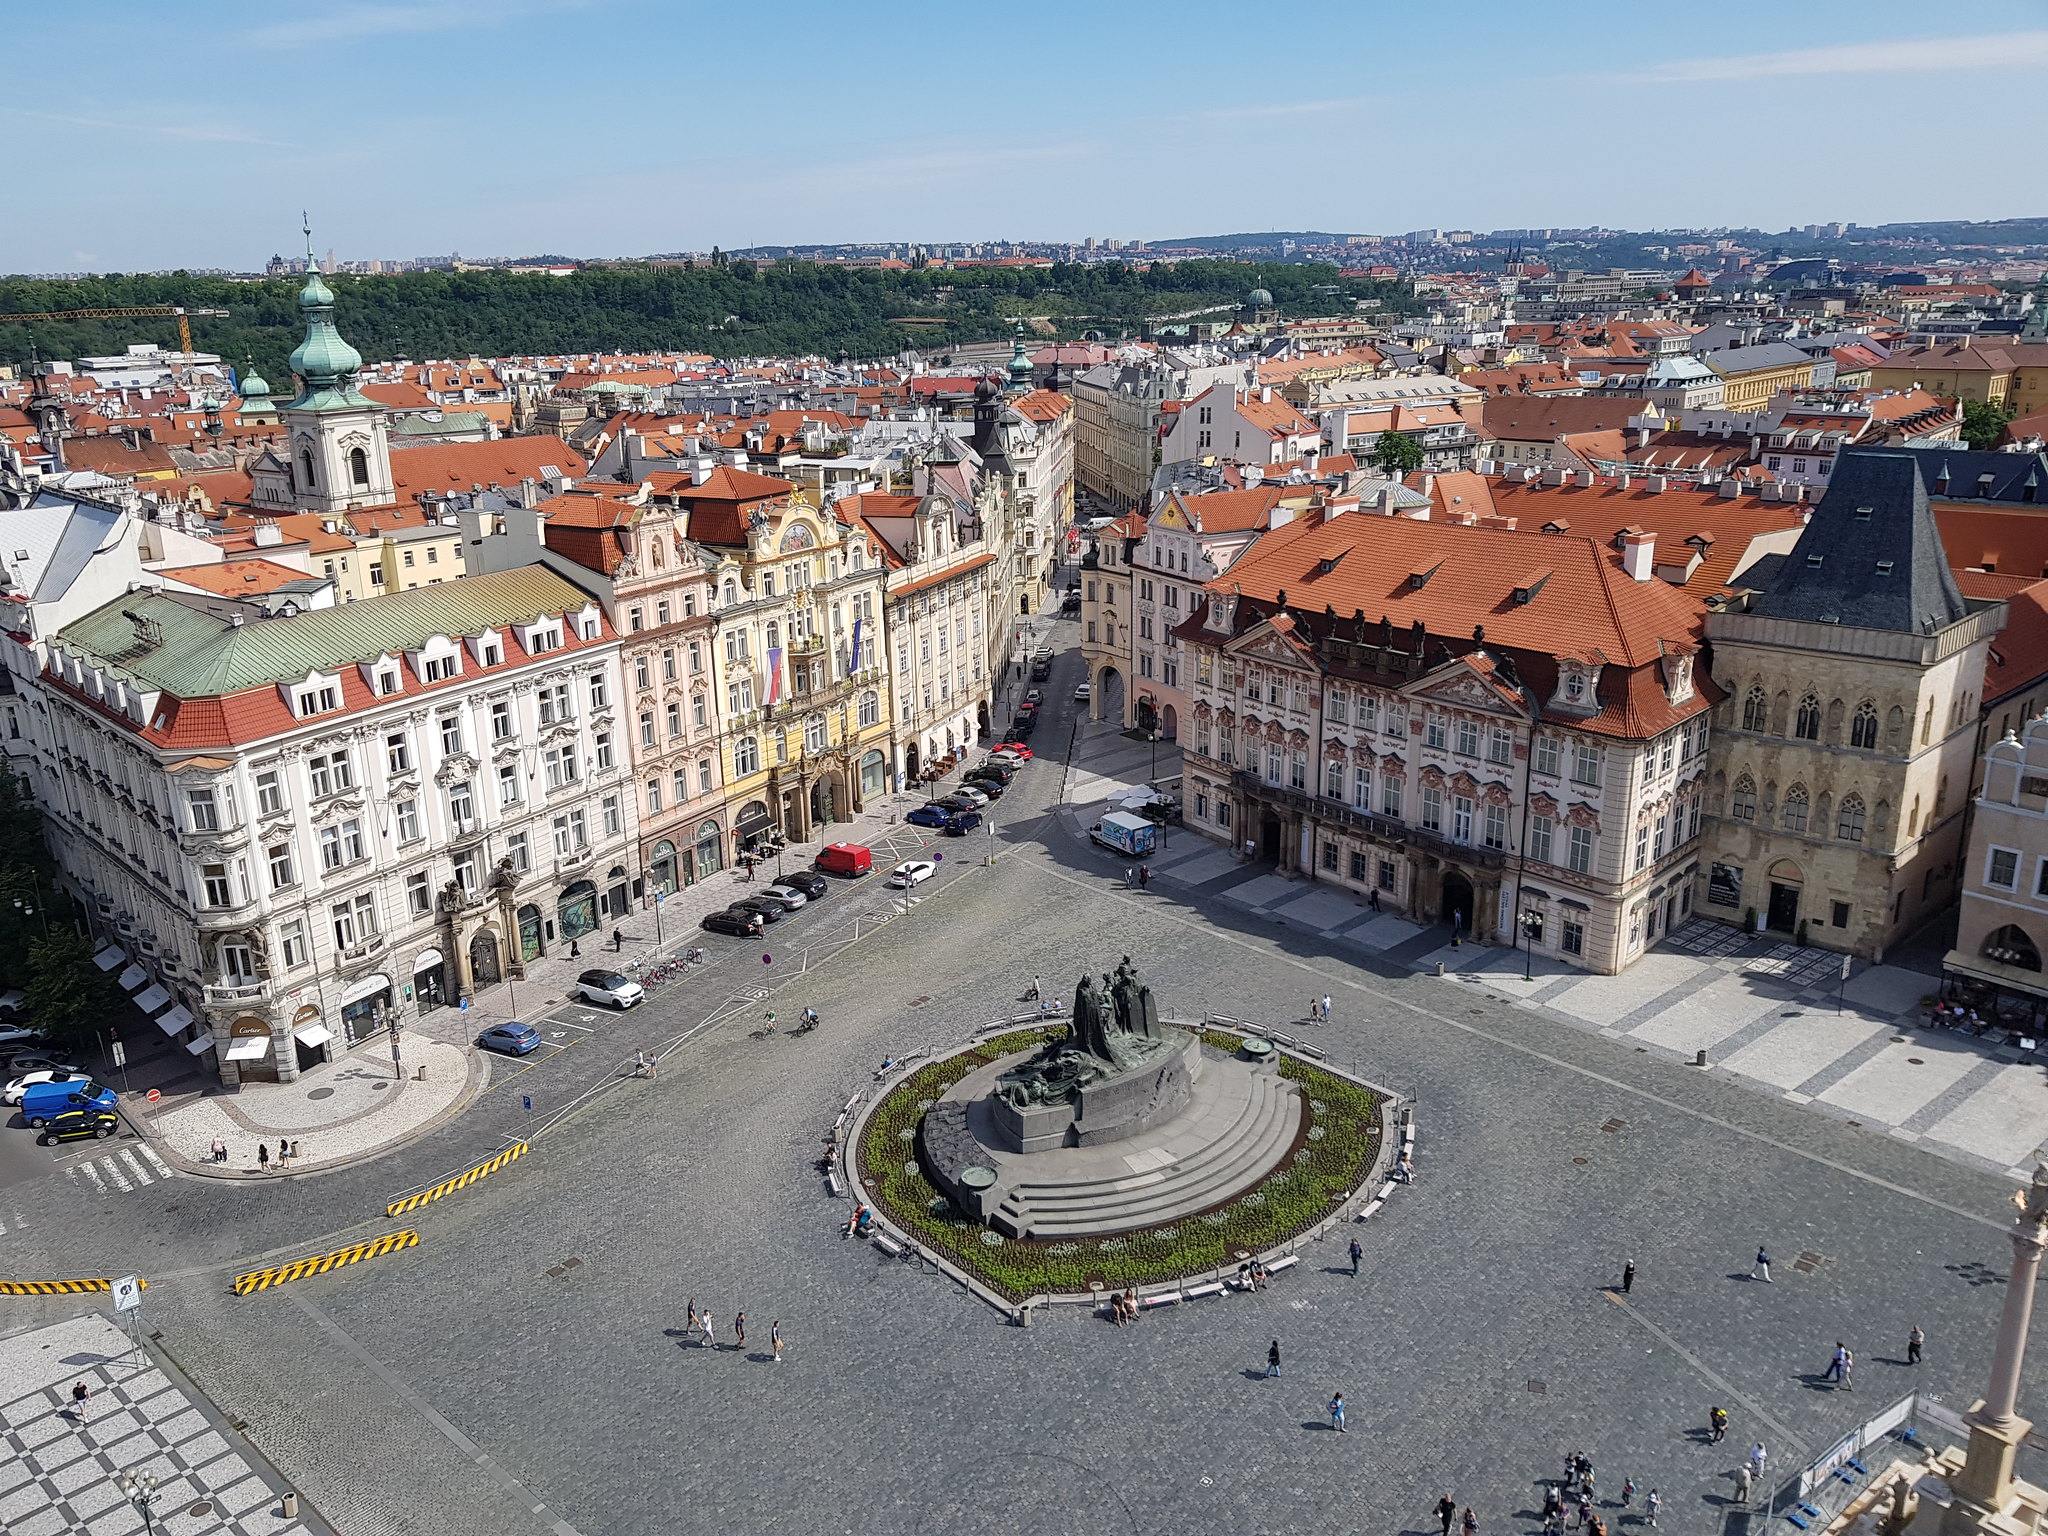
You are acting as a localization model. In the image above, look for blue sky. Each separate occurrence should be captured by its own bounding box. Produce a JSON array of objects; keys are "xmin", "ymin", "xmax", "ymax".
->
[{"xmin": 8, "ymin": 0, "xmax": 2046, "ymax": 272}]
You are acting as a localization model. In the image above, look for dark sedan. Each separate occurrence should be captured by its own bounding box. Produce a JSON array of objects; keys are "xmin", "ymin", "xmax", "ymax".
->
[{"xmin": 702, "ymin": 907, "xmax": 766, "ymax": 936}]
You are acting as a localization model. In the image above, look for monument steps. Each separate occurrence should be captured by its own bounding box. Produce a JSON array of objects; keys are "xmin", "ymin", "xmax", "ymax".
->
[{"xmin": 994, "ymin": 1069, "xmax": 1301, "ymax": 1238}]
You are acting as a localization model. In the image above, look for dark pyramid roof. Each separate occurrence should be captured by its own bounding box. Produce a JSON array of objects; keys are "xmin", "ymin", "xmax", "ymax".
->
[{"xmin": 1747, "ymin": 450, "xmax": 1968, "ymax": 634}]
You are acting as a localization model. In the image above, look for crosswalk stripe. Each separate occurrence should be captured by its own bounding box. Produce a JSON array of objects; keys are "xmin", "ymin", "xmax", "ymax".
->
[
  {"xmin": 100, "ymin": 1157, "xmax": 132, "ymax": 1192},
  {"xmin": 75, "ymin": 1163, "xmax": 106, "ymax": 1194},
  {"xmin": 136, "ymin": 1145, "xmax": 173, "ymax": 1178},
  {"xmin": 116, "ymin": 1150, "xmax": 152, "ymax": 1186}
]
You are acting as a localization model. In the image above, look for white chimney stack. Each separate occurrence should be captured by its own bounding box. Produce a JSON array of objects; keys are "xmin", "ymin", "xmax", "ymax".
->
[{"xmin": 1621, "ymin": 529, "xmax": 1655, "ymax": 583}]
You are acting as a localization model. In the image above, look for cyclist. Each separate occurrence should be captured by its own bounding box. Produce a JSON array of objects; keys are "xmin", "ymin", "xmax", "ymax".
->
[
  {"xmin": 762, "ymin": 1010, "xmax": 776, "ymax": 1034},
  {"xmin": 801, "ymin": 1007, "xmax": 820, "ymax": 1030}
]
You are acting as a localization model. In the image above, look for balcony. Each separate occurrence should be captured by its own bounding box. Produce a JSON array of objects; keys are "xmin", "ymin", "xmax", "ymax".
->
[
  {"xmin": 204, "ymin": 979, "xmax": 270, "ymax": 1005},
  {"xmin": 556, "ymin": 846, "xmax": 593, "ymax": 875},
  {"xmin": 341, "ymin": 935, "xmax": 387, "ymax": 963},
  {"xmin": 1231, "ymin": 770, "xmax": 1507, "ymax": 872}
]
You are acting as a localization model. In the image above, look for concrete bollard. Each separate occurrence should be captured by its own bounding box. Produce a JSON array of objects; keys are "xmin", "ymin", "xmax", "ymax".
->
[
  {"xmin": 416, "ymin": 1065, "xmax": 428, "ymax": 1081},
  {"xmin": 281, "ymin": 1493, "xmax": 299, "ymax": 1518},
  {"xmin": 1694, "ymin": 1049, "xmax": 1708, "ymax": 1067},
  {"xmin": 1434, "ymin": 961, "xmax": 1446, "ymax": 977}
]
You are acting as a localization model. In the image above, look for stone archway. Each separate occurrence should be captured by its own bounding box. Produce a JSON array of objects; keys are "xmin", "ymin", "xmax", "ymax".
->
[
  {"xmin": 1441, "ymin": 869, "xmax": 1476, "ymax": 935},
  {"xmin": 810, "ymin": 770, "xmax": 842, "ymax": 828},
  {"xmin": 1096, "ymin": 665, "xmax": 1124, "ymax": 724},
  {"xmin": 1160, "ymin": 703, "xmax": 1179, "ymax": 741},
  {"xmin": 469, "ymin": 929, "xmax": 502, "ymax": 988}
]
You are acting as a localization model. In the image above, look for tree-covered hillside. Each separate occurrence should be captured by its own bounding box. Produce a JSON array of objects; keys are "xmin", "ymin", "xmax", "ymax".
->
[{"xmin": 0, "ymin": 260, "xmax": 1419, "ymax": 384}]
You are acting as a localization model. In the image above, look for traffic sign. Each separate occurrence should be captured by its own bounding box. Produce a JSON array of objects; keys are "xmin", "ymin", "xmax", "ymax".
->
[
  {"xmin": 762, "ymin": 953, "xmax": 772, "ymax": 965},
  {"xmin": 522, "ymin": 1095, "xmax": 532, "ymax": 1112},
  {"xmin": 110, "ymin": 1275, "xmax": 141, "ymax": 1313},
  {"xmin": 145, "ymin": 1088, "xmax": 160, "ymax": 1104}
]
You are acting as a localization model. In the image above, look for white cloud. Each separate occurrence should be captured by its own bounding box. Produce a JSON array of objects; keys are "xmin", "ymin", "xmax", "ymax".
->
[
  {"xmin": 0, "ymin": 107, "xmax": 288, "ymax": 147},
  {"xmin": 1639, "ymin": 29, "xmax": 2048, "ymax": 82}
]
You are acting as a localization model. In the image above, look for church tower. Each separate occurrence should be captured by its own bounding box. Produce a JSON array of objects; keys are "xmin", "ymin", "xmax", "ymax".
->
[{"xmin": 278, "ymin": 269, "xmax": 393, "ymax": 513}]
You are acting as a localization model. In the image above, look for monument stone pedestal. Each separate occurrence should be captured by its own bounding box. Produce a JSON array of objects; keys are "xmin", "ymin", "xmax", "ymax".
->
[{"xmin": 1940, "ymin": 1409, "xmax": 2035, "ymax": 1536}]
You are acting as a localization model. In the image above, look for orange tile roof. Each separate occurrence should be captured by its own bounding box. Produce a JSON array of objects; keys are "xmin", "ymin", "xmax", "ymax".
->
[
  {"xmin": 1983, "ymin": 579, "xmax": 2048, "ymax": 706},
  {"xmin": 157, "ymin": 559, "xmax": 312, "ymax": 597}
]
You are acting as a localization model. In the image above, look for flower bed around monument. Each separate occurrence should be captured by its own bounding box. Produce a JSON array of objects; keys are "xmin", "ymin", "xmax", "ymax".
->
[{"xmin": 854, "ymin": 1025, "xmax": 1384, "ymax": 1301}]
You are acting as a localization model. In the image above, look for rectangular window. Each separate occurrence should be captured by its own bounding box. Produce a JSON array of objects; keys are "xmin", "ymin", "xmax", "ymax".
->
[
  {"xmin": 1353, "ymin": 770, "xmax": 1372, "ymax": 813},
  {"xmin": 439, "ymin": 714, "xmax": 462, "ymax": 756},
  {"xmin": 1567, "ymin": 826, "xmax": 1593, "ymax": 875},
  {"xmin": 395, "ymin": 799, "xmax": 420, "ymax": 843},
  {"xmin": 640, "ymin": 712, "xmax": 657, "ymax": 748},
  {"xmin": 1988, "ymin": 846, "xmax": 2021, "ymax": 889},
  {"xmin": 496, "ymin": 762, "xmax": 521, "ymax": 807},
  {"xmin": 406, "ymin": 872, "xmax": 431, "ymax": 916},
  {"xmin": 385, "ymin": 734, "xmax": 411, "ymax": 774},
  {"xmin": 595, "ymin": 731, "xmax": 614, "ymax": 771},
  {"xmin": 267, "ymin": 844, "xmax": 295, "ymax": 889},
  {"xmin": 280, "ymin": 919, "xmax": 308, "ymax": 969},
  {"xmin": 646, "ymin": 778, "xmax": 662, "ymax": 814},
  {"xmin": 1377, "ymin": 859, "xmax": 1396, "ymax": 893},
  {"xmin": 1328, "ymin": 692, "xmax": 1348, "ymax": 724},
  {"xmin": 454, "ymin": 849, "xmax": 478, "ymax": 893},
  {"xmin": 491, "ymin": 701, "xmax": 513, "ymax": 741},
  {"xmin": 507, "ymin": 831, "xmax": 530, "ymax": 873},
  {"xmin": 256, "ymin": 770, "xmax": 284, "ymax": 815},
  {"xmin": 1534, "ymin": 737, "xmax": 1559, "ymax": 776},
  {"xmin": 588, "ymin": 672, "xmax": 610, "ymax": 710},
  {"xmin": 1452, "ymin": 796, "xmax": 1473, "ymax": 842},
  {"xmin": 1422, "ymin": 787, "xmax": 1443, "ymax": 832},
  {"xmin": 1659, "ymin": 736, "xmax": 1675, "ymax": 776},
  {"xmin": 667, "ymin": 702, "xmax": 683, "ymax": 739},
  {"xmin": 1483, "ymin": 805, "xmax": 1505, "ymax": 850},
  {"xmin": 537, "ymin": 683, "xmax": 572, "ymax": 726},
  {"xmin": 1321, "ymin": 840, "xmax": 1338, "ymax": 871},
  {"xmin": 1530, "ymin": 815, "xmax": 1554, "ymax": 864},
  {"xmin": 1570, "ymin": 742, "xmax": 1602, "ymax": 786},
  {"xmin": 448, "ymin": 781, "xmax": 475, "ymax": 826},
  {"xmin": 1561, "ymin": 917, "xmax": 1584, "ymax": 956},
  {"xmin": 602, "ymin": 794, "xmax": 622, "ymax": 837},
  {"xmin": 672, "ymin": 768, "xmax": 689, "ymax": 806},
  {"xmin": 308, "ymin": 751, "xmax": 352, "ymax": 798},
  {"xmin": 1831, "ymin": 901, "xmax": 1851, "ymax": 929},
  {"xmin": 422, "ymin": 654, "xmax": 457, "ymax": 683},
  {"xmin": 1361, "ymin": 696, "xmax": 1378, "ymax": 732},
  {"xmin": 1382, "ymin": 779, "xmax": 1402, "ymax": 818},
  {"xmin": 1426, "ymin": 717, "xmax": 1447, "ymax": 749},
  {"xmin": 1289, "ymin": 753, "xmax": 1306, "ymax": 790},
  {"xmin": 186, "ymin": 789, "xmax": 219, "ymax": 832},
  {"xmin": 543, "ymin": 745, "xmax": 580, "ymax": 790},
  {"xmin": 202, "ymin": 862, "xmax": 232, "ymax": 907},
  {"xmin": 1488, "ymin": 729, "xmax": 1512, "ymax": 766},
  {"xmin": 1325, "ymin": 761, "xmax": 1344, "ymax": 800},
  {"xmin": 1456, "ymin": 721, "xmax": 1479, "ymax": 757},
  {"xmin": 1635, "ymin": 823, "xmax": 1650, "ymax": 872}
]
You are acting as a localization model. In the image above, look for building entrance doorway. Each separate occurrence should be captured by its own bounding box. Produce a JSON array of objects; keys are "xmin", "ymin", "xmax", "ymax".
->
[
  {"xmin": 1441, "ymin": 870, "xmax": 1476, "ymax": 936},
  {"xmin": 469, "ymin": 930, "xmax": 502, "ymax": 988},
  {"xmin": 1260, "ymin": 812, "xmax": 1283, "ymax": 863},
  {"xmin": 1767, "ymin": 881, "xmax": 1801, "ymax": 933}
]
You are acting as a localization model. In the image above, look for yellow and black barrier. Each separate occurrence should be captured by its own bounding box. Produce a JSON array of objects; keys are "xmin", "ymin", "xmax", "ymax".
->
[
  {"xmin": 232, "ymin": 1230, "xmax": 418, "ymax": 1296},
  {"xmin": 385, "ymin": 1141, "xmax": 528, "ymax": 1218},
  {"xmin": 0, "ymin": 1277, "xmax": 147, "ymax": 1296}
]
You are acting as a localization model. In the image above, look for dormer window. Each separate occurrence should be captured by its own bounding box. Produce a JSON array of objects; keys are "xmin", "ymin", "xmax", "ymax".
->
[
  {"xmin": 375, "ymin": 667, "xmax": 401, "ymax": 696},
  {"xmin": 295, "ymin": 682, "xmax": 341, "ymax": 717},
  {"xmin": 1564, "ymin": 673, "xmax": 1585, "ymax": 701}
]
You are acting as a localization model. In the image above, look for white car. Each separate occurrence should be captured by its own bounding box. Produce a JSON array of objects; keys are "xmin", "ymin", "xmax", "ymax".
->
[
  {"xmin": 1073, "ymin": 682, "xmax": 1091, "ymax": 702},
  {"xmin": 949, "ymin": 785, "xmax": 992, "ymax": 809},
  {"xmin": 988, "ymin": 749, "xmax": 1029, "ymax": 767},
  {"xmin": 3, "ymin": 1069, "xmax": 90, "ymax": 1106},
  {"xmin": 887, "ymin": 860, "xmax": 937, "ymax": 889},
  {"xmin": 572, "ymin": 970, "xmax": 645, "ymax": 1010}
]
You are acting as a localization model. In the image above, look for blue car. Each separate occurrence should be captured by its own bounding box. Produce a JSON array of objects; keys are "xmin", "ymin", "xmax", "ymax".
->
[
  {"xmin": 477, "ymin": 1021, "xmax": 540, "ymax": 1056},
  {"xmin": 905, "ymin": 805, "xmax": 954, "ymax": 829},
  {"xmin": 941, "ymin": 810, "xmax": 984, "ymax": 836}
]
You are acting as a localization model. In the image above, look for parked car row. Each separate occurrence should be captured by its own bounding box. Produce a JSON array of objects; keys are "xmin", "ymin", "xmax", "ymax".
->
[
  {"xmin": 701, "ymin": 866, "xmax": 834, "ymax": 937},
  {"xmin": 0, "ymin": 1022, "xmax": 121, "ymax": 1142}
]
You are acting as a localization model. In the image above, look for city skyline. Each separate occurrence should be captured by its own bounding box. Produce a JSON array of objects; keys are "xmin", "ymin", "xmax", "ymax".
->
[{"xmin": 8, "ymin": 0, "xmax": 2046, "ymax": 272}]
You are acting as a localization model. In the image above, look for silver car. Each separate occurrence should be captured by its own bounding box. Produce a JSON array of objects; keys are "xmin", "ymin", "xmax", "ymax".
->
[{"xmin": 758, "ymin": 884, "xmax": 810, "ymax": 911}]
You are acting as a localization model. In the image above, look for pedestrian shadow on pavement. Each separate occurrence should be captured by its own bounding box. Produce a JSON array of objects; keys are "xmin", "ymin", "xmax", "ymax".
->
[
  {"xmin": 744, "ymin": 1352, "xmax": 774, "ymax": 1363},
  {"xmin": 1240, "ymin": 1369, "xmax": 1269, "ymax": 1381},
  {"xmin": 1793, "ymin": 1370, "xmax": 1842, "ymax": 1392},
  {"xmin": 1300, "ymin": 1420, "xmax": 1337, "ymax": 1432},
  {"xmin": 1726, "ymin": 1272, "xmax": 1765, "ymax": 1283}
]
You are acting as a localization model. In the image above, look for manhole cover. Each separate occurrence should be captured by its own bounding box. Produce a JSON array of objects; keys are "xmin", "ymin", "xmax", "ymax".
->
[
  {"xmin": 1572, "ymin": 1156, "xmax": 1589, "ymax": 1165},
  {"xmin": 544, "ymin": 1256, "xmax": 584, "ymax": 1279},
  {"xmin": 1793, "ymin": 1251, "xmax": 1827, "ymax": 1274},
  {"xmin": 188, "ymin": 1503, "xmax": 213, "ymax": 1518},
  {"xmin": 1601, "ymin": 1119, "xmax": 1627, "ymax": 1133},
  {"xmin": 1527, "ymin": 1379, "xmax": 1547, "ymax": 1395},
  {"xmin": 306, "ymin": 1087, "xmax": 335, "ymax": 1100},
  {"xmin": 1907, "ymin": 1058, "xmax": 1925, "ymax": 1065},
  {"xmin": 908, "ymin": 995, "xmax": 932, "ymax": 1008},
  {"xmin": 373, "ymin": 1082, "xmax": 390, "ymax": 1091}
]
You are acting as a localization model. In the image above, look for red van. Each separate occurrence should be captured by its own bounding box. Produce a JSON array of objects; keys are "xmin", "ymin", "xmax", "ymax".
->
[{"xmin": 815, "ymin": 843, "xmax": 873, "ymax": 878}]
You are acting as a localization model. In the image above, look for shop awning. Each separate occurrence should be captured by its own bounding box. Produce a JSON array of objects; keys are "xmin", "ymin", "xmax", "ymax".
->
[
  {"xmin": 93, "ymin": 945, "xmax": 127, "ymax": 971},
  {"xmin": 1943, "ymin": 948, "xmax": 2048, "ymax": 1003},
  {"xmin": 117, "ymin": 964, "xmax": 148, "ymax": 991},
  {"xmin": 132, "ymin": 984, "xmax": 171, "ymax": 1014},
  {"xmin": 156, "ymin": 1005, "xmax": 195, "ymax": 1036},
  {"xmin": 224, "ymin": 1036, "xmax": 272, "ymax": 1062},
  {"xmin": 339, "ymin": 972, "xmax": 390, "ymax": 1007},
  {"xmin": 185, "ymin": 1034, "xmax": 216, "ymax": 1056},
  {"xmin": 411, "ymin": 948, "xmax": 443, "ymax": 972},
  {"xmin": 292, "ymin": 1024, "xmax": 333, "ymax": 1049}
]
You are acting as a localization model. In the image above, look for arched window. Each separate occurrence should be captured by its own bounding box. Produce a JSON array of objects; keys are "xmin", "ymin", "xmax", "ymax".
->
[
  {"xmin": 858, "ymin": 690, "xmax": 879, "ymax": 728},
  {"xmin": 1731, "ymin": 775, "xmax": 1757, "ymax": 822},
  {"xmin": 1795, "ymin": 694, "xmax": 1821, "ymax": 740},
  {"xmin": 804, "ymin": 715, "xmax": 828, "ymax": 753},
  {"xmin": 1836, "ymin": 794, "xmax": 1866, "ymax": 842},
  {"xmin": 348, "ymin": 446, "xmax": 369, "ymax": 487},
  {"xmin": 1781, "ymin": 785, "xmax": 1808, "ymax": 834},
  {"xmin": 299, "ymin": 449, "xmax": 316, "ymax": 488},
  {"xmin": 1985, "ymin": 924, "xmax": 2043, "ymax": 971},
  {"xmin": 1742, "ymin": 687, "xmax": 1768, "ymax": 732},
  {"xmin": 734, "ymin": 735, "xmax": 760, "ymax": 775},
  {"xmin": 1850, "ymin": 702, "xmax": 1879, "ymax": 750}
]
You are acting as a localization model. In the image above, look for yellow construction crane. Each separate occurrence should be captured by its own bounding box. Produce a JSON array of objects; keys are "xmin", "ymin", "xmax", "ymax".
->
[{"xmin": 0, "ymin": 305, "xmax": 228, "ymax": 354}]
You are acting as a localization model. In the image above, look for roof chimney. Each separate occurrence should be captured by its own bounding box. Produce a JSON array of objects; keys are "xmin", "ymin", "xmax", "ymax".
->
[
  {"xmin": 1259, "ymin": 385, "xmax": 1273, "ymax": 404},
  {"xmin": 1620, "ymin": 528, "xmax": 1655, "ymax": 583}
]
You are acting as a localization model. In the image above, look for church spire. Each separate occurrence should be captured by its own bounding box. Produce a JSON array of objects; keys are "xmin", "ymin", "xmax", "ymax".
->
[{"xmin": 285, "ymin": 264, "xmax": 372, "ymax": 413}]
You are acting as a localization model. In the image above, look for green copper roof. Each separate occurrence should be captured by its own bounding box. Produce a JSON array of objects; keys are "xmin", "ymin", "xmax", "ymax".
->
[
  {"xmin": 286, "ymin": 268, "xmax": 375, "ymax": 413},
  {"xmin": 59, "ymin": 566, "xmax": 598, "ymax": 699}
]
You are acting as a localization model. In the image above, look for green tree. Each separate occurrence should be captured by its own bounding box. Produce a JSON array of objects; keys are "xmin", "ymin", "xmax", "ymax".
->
[
  {"xmin": 1961, "ymin": 397, "xmax": 2017, "ymax": 451},
  {"xmin": 23, "ymin": 930, "xmax": 122, "ymax": 1046},
  {"xmin": 1368, "ymin": 432, "xmax": 1426, "ymax": 476}
]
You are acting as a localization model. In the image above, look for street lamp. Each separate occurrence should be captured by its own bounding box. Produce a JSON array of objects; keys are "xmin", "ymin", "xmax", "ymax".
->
[{"xmin": 117, "ymin": 1472, "xmax": 160, "ymax": 1535}]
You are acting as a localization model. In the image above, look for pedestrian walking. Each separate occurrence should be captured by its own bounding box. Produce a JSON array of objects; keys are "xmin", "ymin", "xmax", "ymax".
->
[
  {"xmin": 1826, "ymin": 1341, "xmax": 1847, "ymax": 1386},
  {"xmin": 1368, "ymin": 888, "xmax": 1381, "ymax": 912},
  {"xmin": 1753, "ymin": 1246, "xmax": 1772, "ymax": 1282},
  {"xmin": 1710, "ymin": 1405, "xmax": 1729, "ymax": 1443},
  {"xmin": 1437, "ymin": 1495, "xmax": 1459, "ymax": 1535},
  {"xmin": 210, "ymin": 1137, "xmax": 226, "ymax": 1164},
  {"xmin": 1321, "ymin": 994, "xmax": 1333, "ymax": 1025},
  {"xmin": 1621, "ymin": 1477, "xmax": 1636, "ymax": 1507},
  {"xmin": 1125, "ymin": 867, "xmax": 1136, "ymax": 889},
  {"xmin": 1842, "ymin": 1347, "xmax": 1854, "ymax": 1391},
  {"xmin": 1734, "ymin": 1467, "xmax": 1754, "ymax": 1504},
  {"xmin": 1349, "ymin": 1236, "xmax": 1364, "ymax": 1276},
  {"xmin": 257, "ymin": 1143, "xmax": 269, "ymax": 1172},
  {"xmin": 70, "ymin": 1381, "xmax": 88, "ymax": 1421},
  {"xmin": 1139, "ymin": 864, "xmax": 1151, "ymax": 889},
  {"xmin": 1908, "ymin": 1324, "xmax": 1925, "ymax": 1364},
  {"xmin": 279, "ymin": 1138, "xmax": 290, "ymax": 1165},
  {"xmin": 771, "ymin": 1320, "xmax": 784, "ymax": 1363},
  {"xmin": 1645, "ymin": 1490, "xmax": 1661, "ymax": 1528},
  {"xmin": 734, "ymin": 1312, "xmax": 746, "ymax": 1351},
  {"xmin": 1749, "ymin": 1444, "xmax": 1768, "ymax": 1481},
  {"xmin": 685, "ymin": 1301, "xmax": 699, "ymax": 1339},
  {"xmin": 1329, "ymin": 1392, "xmax": 1347, "ymax": 1432},
  {"xmin": 1266, "ymin": 1339, "xmax": 1281, "ymax": 1379},
  {"xmin": 1562, "ymin": 1452, "xmax": 1578, "ymax": 1490},
  {"xmin": 701, "ymin": 1311, "xmax": 717, "ymax": 1349},
  {"xmin": 1622, "ymin": 1260, "xmax": 1636, "ymax": 1294},
  {"xmin": 612, "ymin": 927, "xmax": 624, "ymax": 951},
  {"xmin": 1576, "ymin": 1492, "xmax": 1592, "ymax": 1529},
  {"xmin": 1462, "ymin": 1508, "xmax": 1477, "ymax": 1536}
]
